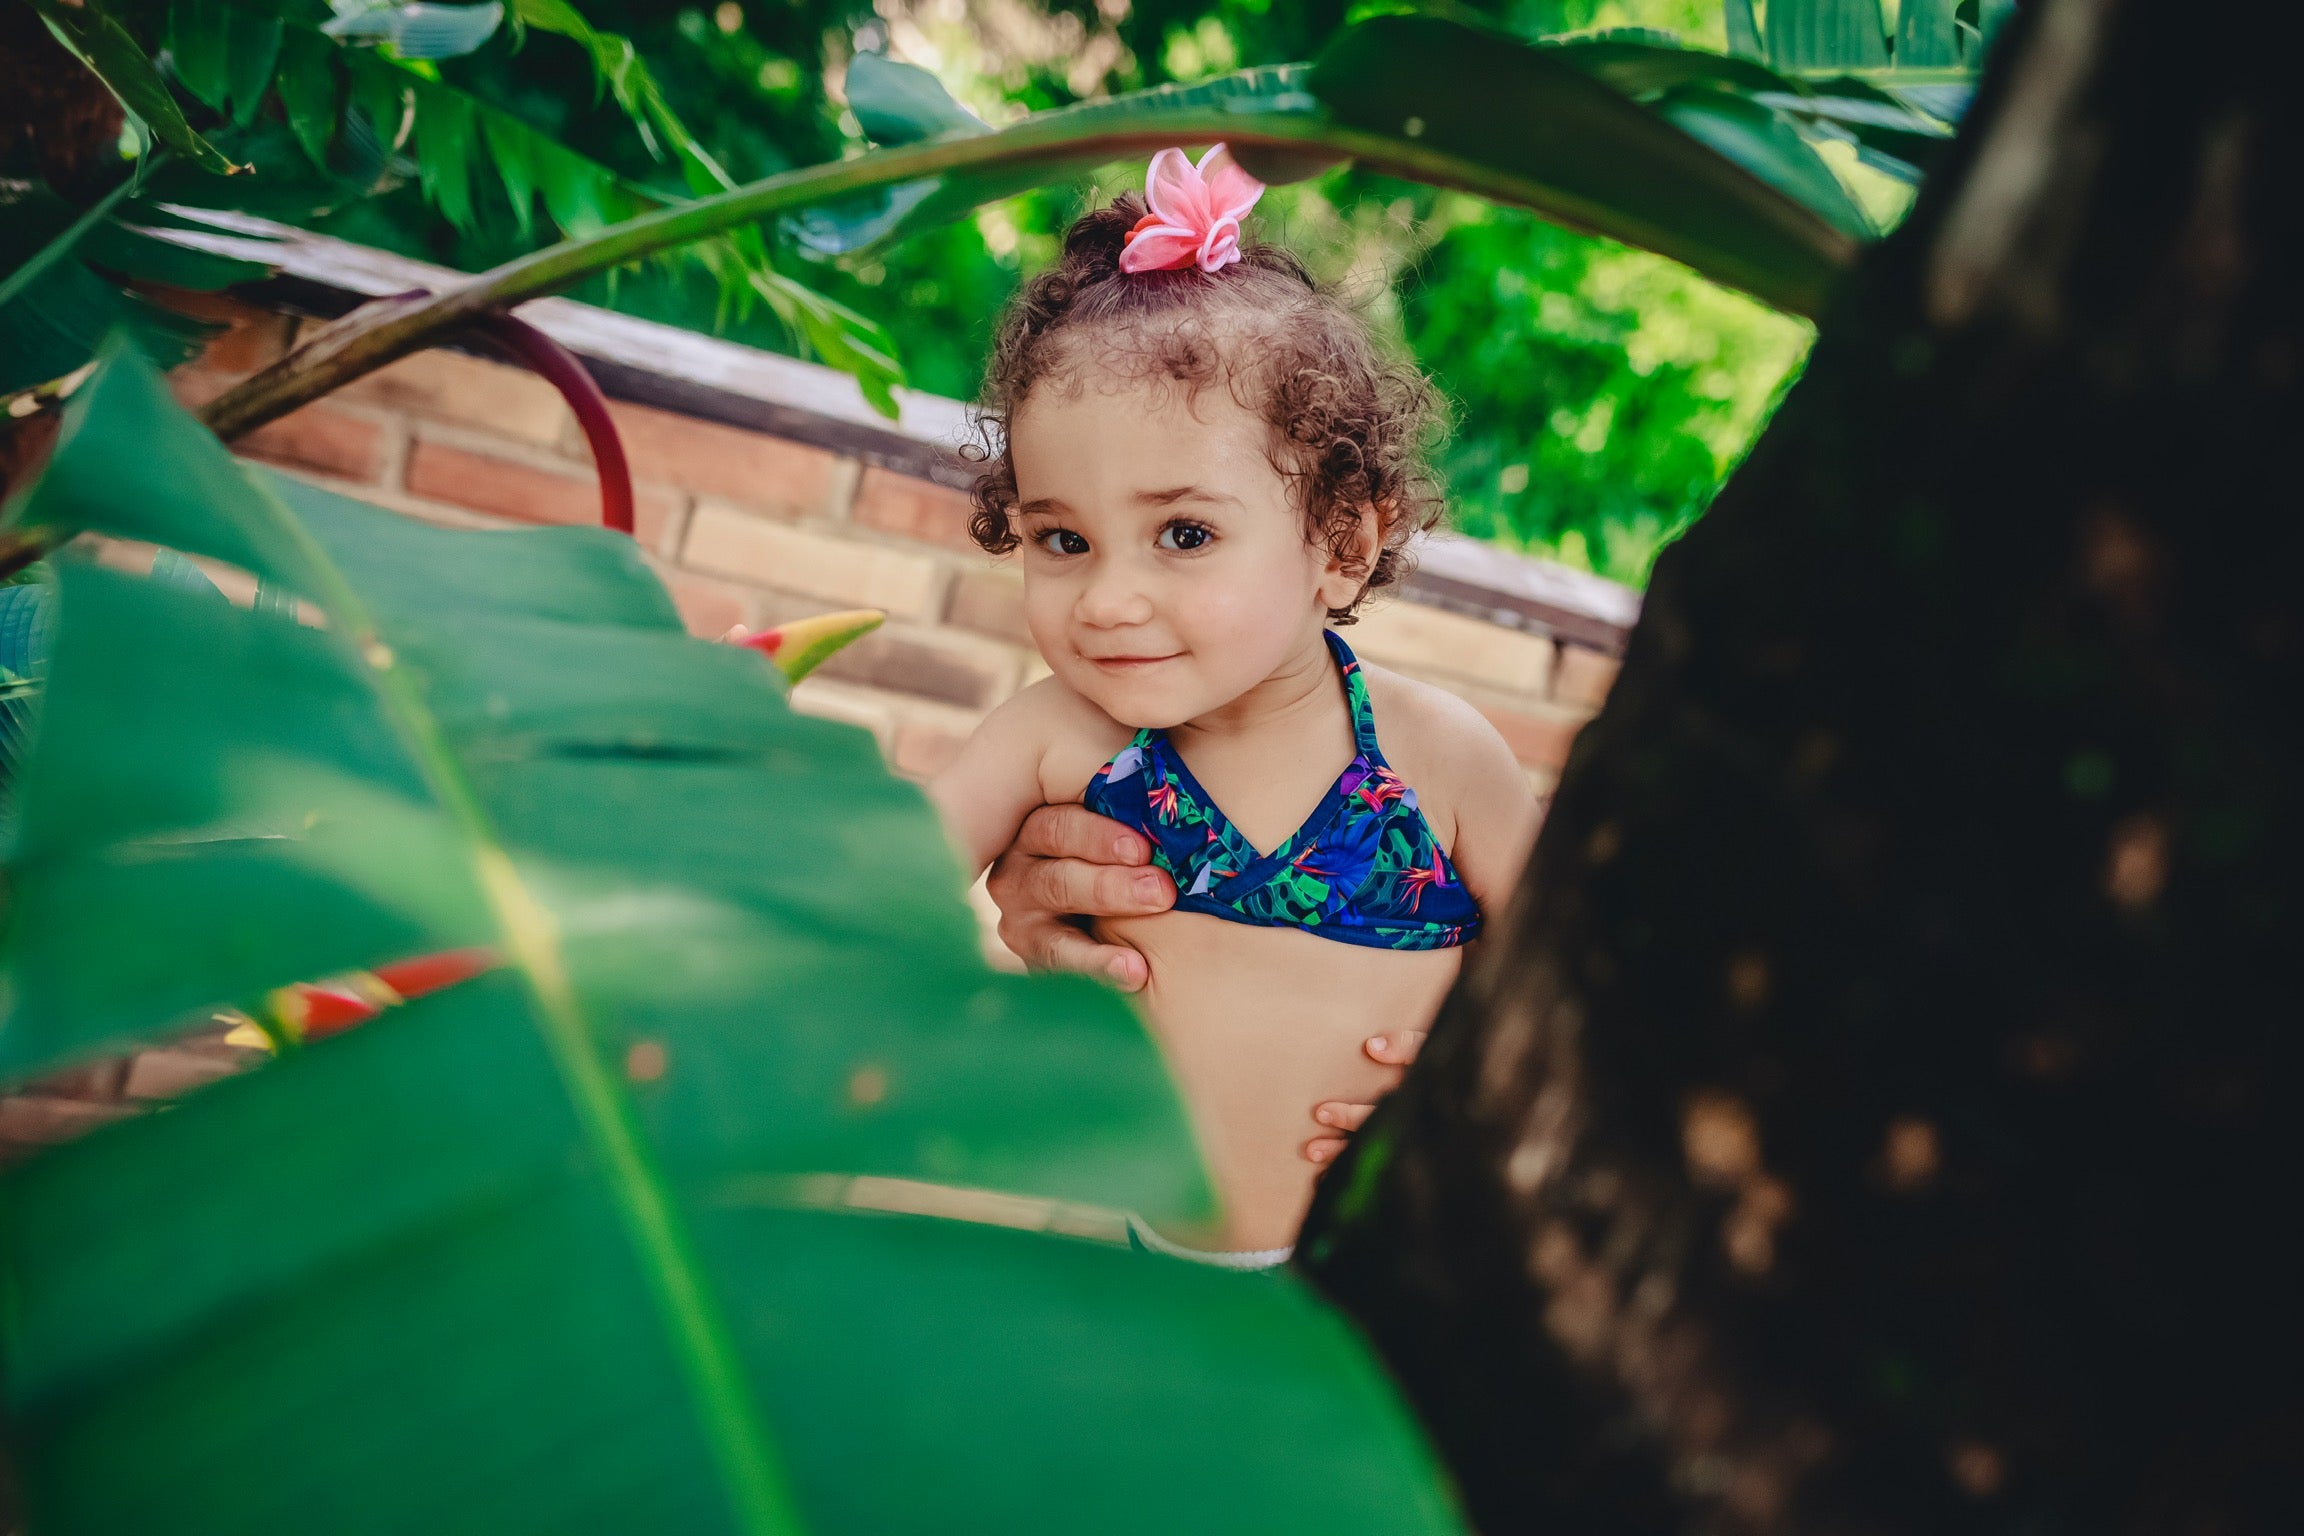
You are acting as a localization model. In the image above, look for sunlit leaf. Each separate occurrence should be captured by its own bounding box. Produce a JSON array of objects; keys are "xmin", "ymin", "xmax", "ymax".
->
[
  {"xmin": 843, "ymin": 51, "xmax": 991, "ymax": 147},
  {"xmin": 1895, "ymin": 0, "xmax": 1963, "ymax": 66},
  {"xmin": 321, "ymin": 0, "xmax": 506, "ymax": 59},
  {"xmin": 1650, "ymin": 84, "xmax": 1874, "ymax": 240},
  {"xmin": 1763, "ymin": 0, "xmax": 1889, "ymax": 69}
]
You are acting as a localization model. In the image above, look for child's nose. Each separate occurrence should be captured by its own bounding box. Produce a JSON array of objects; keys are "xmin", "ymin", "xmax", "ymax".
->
[{"xmin": 1075, "ymin": 564, "xmax": 1154, "ymax": 628}]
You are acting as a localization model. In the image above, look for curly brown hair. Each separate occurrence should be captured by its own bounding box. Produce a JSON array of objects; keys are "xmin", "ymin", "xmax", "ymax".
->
[{"xmin": 964, "ymin": 192, "xmax": 1446, "ymax": 623}]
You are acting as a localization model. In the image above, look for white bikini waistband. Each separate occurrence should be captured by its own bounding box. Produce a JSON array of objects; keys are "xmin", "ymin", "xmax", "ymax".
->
[{"xmin": 1126, "ymin": 1215, "xmax": 1292, "ymax": 1271}]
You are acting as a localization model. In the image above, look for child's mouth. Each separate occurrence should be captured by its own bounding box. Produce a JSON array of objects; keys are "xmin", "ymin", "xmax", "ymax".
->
[{"xmin": 1086, "ymin": 652, "xmax": 1182, "ymax": 671}]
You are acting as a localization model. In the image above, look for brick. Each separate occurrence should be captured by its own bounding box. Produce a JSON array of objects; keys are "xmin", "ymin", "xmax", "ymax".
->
[
  {"xmin": 892, "ymin": 712, "xmax": 978, "ymax": 781},
  {"xmin": 605, "ymin": 403, "xmax": 849, "ymax": 519},
  {"xmin": 340, "ymin": 349, "xmax": 574, "ymax": 448},
  {"xmin": 1348, "ymin": 599, "xmax": 1555, "ymax": 697},
  {"xmin": 812, "ymin": 623, "xmax": 1022, "ymax": 709},
  {"xmin": 124, "ymin": 1046, "xmax": 255, "ymax": 1100},
  {"xmin": 853, "ymin": 466, "xmax": 979, "ymax": 553},
  {"xmin": 143, "ymin": 287, "xmax": 295, "ymax": 375},
  {"xmin": 235, "ymin": 403, "xmax": 391, "ymax": 483},
  {"xmin": 681, "ymin": 508, "xmax": 948, "ymax": 619},
  {"xmin": 0, "ymin": 1093, "xmax": 138, "ymax": 1146},
  {"xmin": 785, "ymin": 677, "xmax": 900, "ymax": 755},
  {"xmin": 655, "ymin": 567, "xmax": 753, "ymax": 640},
  {"xmin": 945, "ymin": 566, "xmax": 1035, "ymax": 646},
  {"xmin": 169, "ymin": 365, "xmax": 238, "ymax": 409},
  {"xmin": 1553, "ymin": 645, "xmax": 1623, "ymax": 709},
  {"xmin": 1475, "ymin": 698, "xmax": 1596, "ymax": 773},
  {"xmin": 405, "ymin": 435, "xmax": 683, "ymax": 547}
]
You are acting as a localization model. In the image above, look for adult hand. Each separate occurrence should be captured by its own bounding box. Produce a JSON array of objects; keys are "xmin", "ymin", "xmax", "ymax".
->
[
  {"xmin": 1305, "ymin": 1029, "xmax": 1426, "ymax": 1164},
  {"xmin": 985, "ymin": 803, "xmax": 1174, "ymax": 992}
]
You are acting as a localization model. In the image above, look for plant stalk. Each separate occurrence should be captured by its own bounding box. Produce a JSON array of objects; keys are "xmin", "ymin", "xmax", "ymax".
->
[{"xmin": 197, "ymin": 111, "xmax": 1854, "ymax": 444}]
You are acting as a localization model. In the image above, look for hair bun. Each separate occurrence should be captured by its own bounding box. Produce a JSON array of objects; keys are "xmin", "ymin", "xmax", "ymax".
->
[{"xmin": 1055, "ymin": 193, "xmax": 1147, "ymax": 283}]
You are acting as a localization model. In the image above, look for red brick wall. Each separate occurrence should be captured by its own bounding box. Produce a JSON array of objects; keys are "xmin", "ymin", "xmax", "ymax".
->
[
  {"xmin": 2, "ymin": 292, "xmax": 1627, "ymax": 1163},
  {"xmin": 164, "ymin": 296, "xmax": 1619, "ymax": 790}
]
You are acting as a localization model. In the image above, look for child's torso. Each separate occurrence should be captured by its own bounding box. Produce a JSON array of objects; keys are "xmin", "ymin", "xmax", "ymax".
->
[
  {"xmin": 1096, "ymin": 908, "xmax": 1460, "ymax": 1250},
  {"xmin": 1035, "ymin": 634, "xmax": 1478, "ymax": 1251}
]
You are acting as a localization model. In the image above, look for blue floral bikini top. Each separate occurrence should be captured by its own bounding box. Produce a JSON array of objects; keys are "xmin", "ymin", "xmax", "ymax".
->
[{"xmin": 1081, "ymin": 631, "xmax": 1480, "ymax": 951}]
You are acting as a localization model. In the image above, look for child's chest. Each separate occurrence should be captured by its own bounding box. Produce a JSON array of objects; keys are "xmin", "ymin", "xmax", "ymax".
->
[{"xmin": 1042, "ymin": 713, "xmax": 1382, "ymax": 857}]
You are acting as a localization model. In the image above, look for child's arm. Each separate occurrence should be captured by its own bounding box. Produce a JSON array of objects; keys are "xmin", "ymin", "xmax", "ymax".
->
[
  {"xmin": 1430, "ymin": 700, "xmax": 1544, "ymax": 919},
  {"xmin": 927, "ymin": 680, "xmax": 1073, "ymax": 877}
]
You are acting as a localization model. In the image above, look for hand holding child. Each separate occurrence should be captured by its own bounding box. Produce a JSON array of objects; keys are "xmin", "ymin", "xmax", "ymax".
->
[{"xmin": 986, "ymin": 803, "xmax": 1422, "ymax": 1163}]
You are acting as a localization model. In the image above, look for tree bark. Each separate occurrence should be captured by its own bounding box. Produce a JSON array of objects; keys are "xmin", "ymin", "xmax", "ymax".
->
[{"xmin": 1299, "ymin": 2, "xmax": 2304, "ymax": 1532}]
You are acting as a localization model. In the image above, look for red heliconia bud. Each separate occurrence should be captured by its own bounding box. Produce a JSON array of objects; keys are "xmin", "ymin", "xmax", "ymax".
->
[
  {"xmin": 372, "ymin": 946, "xmax": 500, "ymax": 1003},
  {"xmin": 280, "ymin": 984, "xmax": 382, "ymax": 1041}
]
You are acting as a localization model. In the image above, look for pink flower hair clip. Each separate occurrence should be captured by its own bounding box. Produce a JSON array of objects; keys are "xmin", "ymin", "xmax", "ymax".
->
[{"xmin": 1120, "ymin": 144, "xmax": 1267, "ymax": 275}]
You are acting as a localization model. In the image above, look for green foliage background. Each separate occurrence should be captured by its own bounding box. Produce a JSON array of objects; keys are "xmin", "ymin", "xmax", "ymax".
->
[{"xmin": 281, "ymin": 0, "xmax": 1818, "ymax": 585}]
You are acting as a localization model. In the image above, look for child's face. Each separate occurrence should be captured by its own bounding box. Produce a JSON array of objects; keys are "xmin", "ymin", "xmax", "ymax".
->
[{"xmin": 1008, "ymin": 372, "xmax": 1364, "ymax": 729}]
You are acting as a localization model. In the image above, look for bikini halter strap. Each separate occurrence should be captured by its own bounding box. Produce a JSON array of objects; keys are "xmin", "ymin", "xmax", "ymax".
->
[
  {"xmin": 1322, "ymin": 629, "xmax": 1385, "ymax": 764},
  {"xmin": 1121, "ymin": 631, "xmax": 1381, "ymax": 759}
]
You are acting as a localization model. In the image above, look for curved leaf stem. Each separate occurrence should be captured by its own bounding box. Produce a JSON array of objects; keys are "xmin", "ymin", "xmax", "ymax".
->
[
  {"xmin": 198, "ymin": 109, "xmax": 1853, "ymax": 442},
  {"xmin": 473, "ymin": 313, "xmax": 635, "ymax": 534}
]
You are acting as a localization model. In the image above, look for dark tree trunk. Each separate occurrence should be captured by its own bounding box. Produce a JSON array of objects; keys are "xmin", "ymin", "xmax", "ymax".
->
[
  {"xmin": 0, "ymin": 4, "xmax": 124, "ymax": 200},
  {"xmin": 1299, "ymin": 2, "xmax": 2304, "ymax": 1531}
]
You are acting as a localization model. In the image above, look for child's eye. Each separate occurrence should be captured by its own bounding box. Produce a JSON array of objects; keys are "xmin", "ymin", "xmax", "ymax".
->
[
  {"xmin": 1035, "ymin": 528, "xmax": 1090, "ymax": 556},
  {"xmin": 1156, "ymin": 521, "xmax": 1214, "ymax": 553}
]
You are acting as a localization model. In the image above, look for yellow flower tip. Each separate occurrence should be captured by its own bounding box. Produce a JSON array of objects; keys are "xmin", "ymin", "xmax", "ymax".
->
[
  {"xmin": 734, "ymin": 608, "xmax": 885, "ymax": 683},
  {"xmin": 221, "ymin": 1020, "xmax": 278, "ymax": 1053}
]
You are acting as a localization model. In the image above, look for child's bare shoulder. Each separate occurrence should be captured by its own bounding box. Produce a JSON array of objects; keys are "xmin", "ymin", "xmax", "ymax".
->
[
  {"xmin": 983, "ymin": 674, "xmax": 1135, "ymax": 800},
  {"xmin": 1359, "ymin": 662, "xmax": 1531, "ymax": 827},
  {"xmin": 1361, "ymin": 661, "xmax": 1541, "ymax": 907}
]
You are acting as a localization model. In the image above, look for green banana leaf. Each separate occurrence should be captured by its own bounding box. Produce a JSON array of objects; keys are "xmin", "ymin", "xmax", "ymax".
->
[
  {"xmin": 785, "ymin": 58, "xmax": 1329, "ymax": 261},
  {"xmin": 0, "ymin": 345, "xmax": 1463, "ymax": 1536},
  {"xmin": 789, "ymin": 20, "xmax": 1861, "ymax": 317}
]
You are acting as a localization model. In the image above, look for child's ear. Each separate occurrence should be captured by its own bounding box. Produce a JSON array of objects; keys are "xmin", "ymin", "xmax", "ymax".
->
[{"xmin": 1316, "ymin": 501, "xmax": 1384, "ymax": 612}]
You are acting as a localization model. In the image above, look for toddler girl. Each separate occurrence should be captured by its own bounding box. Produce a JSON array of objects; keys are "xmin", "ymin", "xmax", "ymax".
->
[{"xmin": 932, "ymin": 147, "xmax": 1539, "ymax": 1263}]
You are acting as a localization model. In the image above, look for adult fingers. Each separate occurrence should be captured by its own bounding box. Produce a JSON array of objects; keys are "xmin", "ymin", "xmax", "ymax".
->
[
  {"xmin": 1363, "ymin": 1028, "xmax": 1427, "ymax": 1067},
  {"xmin": 1312, "ymin": 1100, "xmax": 1374, "ymax": 1133},
  {"xmin": 1032, "ymin": 856, "xmax": 1175, "ymax": 920},
  {"xmin": 999, "ymin": 913, "xmax": 1150, "ymax": 992},
  {"xmin": 1011, "ymin": 802, "xmax": 1154, "ymax": 867},
  {"xmin": 1304, "ymin": 1135, "xmax": 1349, "ymax": 1165}
]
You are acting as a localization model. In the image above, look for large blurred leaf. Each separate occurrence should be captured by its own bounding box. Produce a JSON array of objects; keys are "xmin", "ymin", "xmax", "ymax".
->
[{"xmin": 0, "ymin": 347, "xmax": 1462, "ymax": 1535}]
